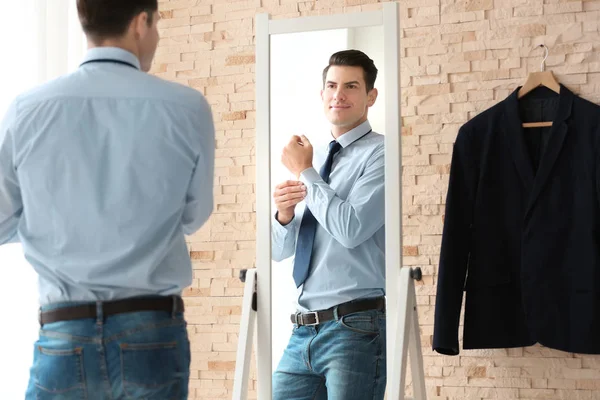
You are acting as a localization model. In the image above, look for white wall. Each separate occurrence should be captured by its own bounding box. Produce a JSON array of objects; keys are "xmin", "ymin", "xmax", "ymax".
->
[
  {"xmin": 349, "ymin": 26, "xmax": 385, "ymax": 136},
  {"xmin": 0, "ymin": 4, "xmax": 40, "ymax": 397},
  {"xmin": 0, "ymin": 1, "xmax": 85, "ymax": 397},
  {"xmin": 270, "ymin": 25, "xmax": 384, "ymax": 371}
]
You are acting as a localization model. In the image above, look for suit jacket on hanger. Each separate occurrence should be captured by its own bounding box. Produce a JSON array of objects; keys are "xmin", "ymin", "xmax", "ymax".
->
[{"xmin": 433, "ymin": 84, "xmax": 600, "ymax": 355}]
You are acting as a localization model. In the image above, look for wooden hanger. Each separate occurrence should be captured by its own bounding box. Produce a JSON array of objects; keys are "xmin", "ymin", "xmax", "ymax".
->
[{"xmin": 518, "ymin": 44, "xmax": 560, "ymax": 128}]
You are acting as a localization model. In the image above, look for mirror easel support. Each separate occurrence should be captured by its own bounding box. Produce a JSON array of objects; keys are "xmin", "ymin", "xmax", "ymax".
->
[{"xmin": 233, "ymin": 267, "xmax": 428, "ymax": 399}]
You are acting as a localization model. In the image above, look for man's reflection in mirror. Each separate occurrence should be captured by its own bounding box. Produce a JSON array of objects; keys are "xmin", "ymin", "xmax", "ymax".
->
[{"xmin": 271, "ymin": 49, "xmax": 386, "ymax": 400}]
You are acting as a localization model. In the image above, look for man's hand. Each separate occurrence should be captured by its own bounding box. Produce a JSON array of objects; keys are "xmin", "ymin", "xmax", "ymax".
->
[
  {"xmin": 273, "ymin": 180, "xmax": 306, "ymax": 225},
  {"xmin": 281, "ymin": 135, "xmax": 313, "ymax": 178}
]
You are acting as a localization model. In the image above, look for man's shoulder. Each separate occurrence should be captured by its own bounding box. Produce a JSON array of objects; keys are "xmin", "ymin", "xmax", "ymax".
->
[
  {"xmin": 14, "ymin": 75, "xmax": 69, "ymax": 106},
  {"xmin": 366, "ymin": 130, "xmax": 384, "ymax": 142},
  {"xmin": 121, "ymin": 73, "xmax": 211, "ymax": 116},
  {"xmin": 144, "ymin": 74, "xmax": 207, "ymax": 106},
  {"xmin": 361, "ymin": 130, "xmax": 385, "ymax": 151},
  {"xmin": 13, "ymin": 70, "xmax": 210, "ymax": 120}
]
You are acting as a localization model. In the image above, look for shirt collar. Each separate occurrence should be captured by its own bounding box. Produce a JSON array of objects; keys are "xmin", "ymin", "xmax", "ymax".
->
[
  {"xmin": 334, "ymin": 120, "xmax": 372, "ymax": 148},
  {"xmin": 80, "ymin": 47, "xmax": 141, "ymax": 70}
]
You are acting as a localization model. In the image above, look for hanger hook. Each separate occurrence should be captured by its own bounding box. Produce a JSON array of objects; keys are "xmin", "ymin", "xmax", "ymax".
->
[{"xmin": 539, "ymin": 44, "xmax": 548, "ymax": 72}]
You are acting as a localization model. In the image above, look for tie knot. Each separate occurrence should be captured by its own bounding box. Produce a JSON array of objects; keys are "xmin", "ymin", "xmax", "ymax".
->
[{"xmin": 328, "ymin": 140, "xmax": 342, "ymax": 155}]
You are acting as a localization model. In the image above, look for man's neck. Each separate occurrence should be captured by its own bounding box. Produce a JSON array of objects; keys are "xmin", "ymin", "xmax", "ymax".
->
[
  {"xmin": 331, "ymin": 118, "xmax": 367, "ymax": 139},
  {"xmin": 88, "ymin": 38, "xmax": 139, "ymax": 60}
]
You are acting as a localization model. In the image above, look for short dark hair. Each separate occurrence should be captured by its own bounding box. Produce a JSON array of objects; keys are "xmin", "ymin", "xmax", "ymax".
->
[
  {"xmin": 322, "ymin": 50, "xmax": 378, "ymax": 93},
  {"xmin": 77, "ymin": 0, "xmax": 158, "ymax": 41}
]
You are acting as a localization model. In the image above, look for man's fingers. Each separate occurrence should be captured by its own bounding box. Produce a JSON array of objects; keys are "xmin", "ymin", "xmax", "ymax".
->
[
  {"xmin": 274, "ymin": 185, "xmax": 306, "ymax": 198},
  {"xmin": 274, "ymin": 190, "xmax": 305, "ymax": 203},
  {"xmin": 275, "ymin": 180, "xmax": 304, "ymax": 189},
  {"xmin": 299, "ymin": 135, "xmax": 311, "ymax": 146},
  {"xmin": 285, "ymin": 184, "xmax": 306, "ymax": 193},
  {"xmin": 277, "ymin": 199, "xmax": 304, "ymax": 209}
]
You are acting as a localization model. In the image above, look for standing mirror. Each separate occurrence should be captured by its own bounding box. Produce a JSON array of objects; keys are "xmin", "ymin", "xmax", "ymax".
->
[{"xmin": 255, "ymin": 3, "xmax": 402, "ymax": 399}]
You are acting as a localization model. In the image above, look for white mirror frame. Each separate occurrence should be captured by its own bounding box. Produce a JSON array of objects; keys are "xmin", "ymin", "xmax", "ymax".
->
[{"xmin": 255, "ymin": 3, "xmax": 401, "ymax": 399}]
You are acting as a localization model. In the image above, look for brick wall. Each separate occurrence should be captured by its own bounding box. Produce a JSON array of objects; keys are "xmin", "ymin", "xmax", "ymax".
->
[{"xmin": 155, "ymin": 0, "xmax": 600, "ymax": 399}]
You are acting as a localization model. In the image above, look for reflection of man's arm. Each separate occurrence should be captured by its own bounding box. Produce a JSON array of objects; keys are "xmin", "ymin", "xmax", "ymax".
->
[
  {"xmin": 272, "ymin": 212, "xmax": 299, "ymax": 262},
  {"xmin": 300, "ymin": 144, "xmax": 384, "ymax": 249},
  {"xmin": 0, "ymin": 101, "xmax": 22, "ymax": 246}
]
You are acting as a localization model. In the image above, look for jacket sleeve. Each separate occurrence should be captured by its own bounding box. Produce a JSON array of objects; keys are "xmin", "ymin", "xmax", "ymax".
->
[
  {"xmin": 596, "ymin": 124, "xmax": 600, "ymax": 209},
  {"xmin": 433, "ymin": 125, "xmax": 477, "ymax": 356}
]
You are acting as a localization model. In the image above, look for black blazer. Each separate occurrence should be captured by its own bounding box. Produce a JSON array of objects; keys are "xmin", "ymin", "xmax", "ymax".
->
[{"xmin": 433, "ymin": 84, "xmax": 600, "ymax": 355}]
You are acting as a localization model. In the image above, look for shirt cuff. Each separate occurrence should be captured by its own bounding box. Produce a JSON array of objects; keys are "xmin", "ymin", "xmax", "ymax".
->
[
  {"xmin": 299, "ymin": 167, "xmax": 322, "ymax": 186},
  {"xmin": 273, "ymin": 211, "xmax": 294, "ymax": 238}
]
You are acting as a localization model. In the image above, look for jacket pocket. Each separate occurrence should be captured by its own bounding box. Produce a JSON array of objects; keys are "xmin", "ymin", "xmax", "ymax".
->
[
  {"xmin": 34, "ymin": 346, "xmax": 86, "ymax": 400},
  {"xmin": 120, "ymin": 341, "xmax": 183, "ymax": 399},
  {"xmin": 464, "ymin": 249, "xmax": 511, "ymax": 289}
]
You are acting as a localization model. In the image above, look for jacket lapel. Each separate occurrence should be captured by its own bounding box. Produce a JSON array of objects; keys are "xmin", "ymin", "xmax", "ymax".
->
[
  {"xmin": 525, "ymin": 84, "xmax": 573, "ymax": 216},
  {"xmin": 503, "ymin": 89, "xmax": 535, "ymax": 190}
]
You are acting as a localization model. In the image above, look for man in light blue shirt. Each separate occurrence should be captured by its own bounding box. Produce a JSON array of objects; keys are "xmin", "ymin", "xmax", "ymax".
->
[
  {"xmin": 0, "ymin": 1, "xmax": 214, "ymax": 398},
  {"xmin": 272, "ymin": 50, "xmax": 386, "ymax": 400}
]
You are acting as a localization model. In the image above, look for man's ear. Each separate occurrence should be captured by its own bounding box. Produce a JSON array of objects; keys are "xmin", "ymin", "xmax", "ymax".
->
[
  {"xmin": 133, "ymin": 11, "xmax": 150, "ymax": 39},
  {"xmin": 367, "ymin": 88, "xmax": 378, "ymax": 107}
]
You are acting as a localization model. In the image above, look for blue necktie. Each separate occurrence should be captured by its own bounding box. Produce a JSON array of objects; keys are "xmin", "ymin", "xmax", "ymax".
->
[{"xmin": 292, "ymin": 140, "xmax": 342, "ymax": 287}]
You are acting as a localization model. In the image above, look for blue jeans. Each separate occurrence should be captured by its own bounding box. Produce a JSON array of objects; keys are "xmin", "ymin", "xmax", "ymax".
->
[
  {"xmin": 273, "ymin": 309, "xmax": 386, "ymax": 400},
  {"xmin": 25, "ymin": 300, "xmax": 190, "ymax": 400}
]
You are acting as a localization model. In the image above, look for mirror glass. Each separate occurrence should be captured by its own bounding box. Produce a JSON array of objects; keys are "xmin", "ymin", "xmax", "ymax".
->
[{"xmin": 269, "ymin": 23, "xmax": 387, "ymax": 392}]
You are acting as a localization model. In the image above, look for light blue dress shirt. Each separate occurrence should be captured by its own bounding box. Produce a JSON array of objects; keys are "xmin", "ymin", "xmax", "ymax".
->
[
  {"xmin": 272, "ymin": 120, "xmax": 385, "ymax": 311},
  {"xmin": 0, "ymin": 47, "xmax": 215, "ymax": 305}
]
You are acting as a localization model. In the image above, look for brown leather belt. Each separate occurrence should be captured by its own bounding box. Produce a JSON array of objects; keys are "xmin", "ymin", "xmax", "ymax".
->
[
  {"xmin": 290, "ymin": 296, "xmax": 385, "ymax": 326},
  {"xmin": 38, "ymin": 296, "xmax": 185, "ymax": 326}
]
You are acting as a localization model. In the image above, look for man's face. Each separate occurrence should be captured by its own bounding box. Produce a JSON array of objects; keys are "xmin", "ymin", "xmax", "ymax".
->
[
  {"xmin": 321, "ymin": 65, "xmax": 377, "ymax": 133},
  {"xmin": 137, "ymin": 11, "xmax": 161, "ymax": 72}
]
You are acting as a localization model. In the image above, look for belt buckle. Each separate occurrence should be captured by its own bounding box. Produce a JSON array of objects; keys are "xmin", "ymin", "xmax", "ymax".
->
[
  {"xmin": 302, "ymin": 311, "xmax": 320, "ymax": 326},
  {"xmin": 294, "ymin": 312, "xmax": 301, "ymax": 326}
]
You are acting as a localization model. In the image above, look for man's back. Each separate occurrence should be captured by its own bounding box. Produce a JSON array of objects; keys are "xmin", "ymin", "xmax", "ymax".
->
[{"xmin": 0, "ymin": 48, "xmax": 215, "ymax": 305}]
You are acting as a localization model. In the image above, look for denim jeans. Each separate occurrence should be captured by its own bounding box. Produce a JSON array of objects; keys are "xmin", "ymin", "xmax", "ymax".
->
[
  {"xmin": 25, "ymin": 299, "xmax": 191, "ymax": 400},
  {"xmin": 273, "ymin": 309, "xmax": 386, "ymax": 400}
]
